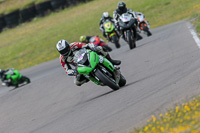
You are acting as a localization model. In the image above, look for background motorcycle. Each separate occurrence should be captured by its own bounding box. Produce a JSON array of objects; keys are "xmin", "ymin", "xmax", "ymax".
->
[
  {"xmin": 119, "ymin": 13, "xmax": 137, "ymax": 49},
  {"xmin": 89, "ymin": 36, "xmax": 112, "ymax": 52},
  {"xmin": 103, "ymin": 20, "xmax": 121, "ymax": 48},
  {"xmin": 73, "ymin": 48, "xmax": 126, "ymax": 90},
  {"xmin": 1, "ymin": 69, "xmax": 30, "ymax": 88},
  {"xmin": 137, "ymin": 13, "xmax": 152, "ymax": 36}
]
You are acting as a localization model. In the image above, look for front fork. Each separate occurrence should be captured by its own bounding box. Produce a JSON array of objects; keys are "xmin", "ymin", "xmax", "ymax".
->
[{"xmin": 113, "ymin": 66, "xmax": 121, "ymax": 84}]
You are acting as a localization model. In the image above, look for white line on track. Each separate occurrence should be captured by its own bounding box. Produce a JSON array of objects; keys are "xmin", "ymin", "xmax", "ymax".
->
[{"xmin": 187, "ymin": 23, "xmax": 200, "ymax": 48}]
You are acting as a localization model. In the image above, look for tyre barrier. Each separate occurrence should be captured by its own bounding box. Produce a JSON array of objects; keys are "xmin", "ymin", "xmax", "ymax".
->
[
  {"xmin": 0, "ymin": 15, "xmax": 6, "ymax": 32},
  {"xmin": 4, "ymin": 10, "xmax": 20, "ymax": 28},
  {"xmin": 35, "ymin": 1, "xmax": 52, "ymax": 16},
  {"xmin": 20, "ymin": 5, "xmax": 37, "ymax": 22},
  {"xmin": 50, "ymin": 0, "xmax": 66, "ymax": 11},
  {"xmin": 0, "ymin": 0, "xmax": 92, "ymax": 33},
  {"xmin": 66, "ymin": 0, "xmax": 77, "ymax": 6}
]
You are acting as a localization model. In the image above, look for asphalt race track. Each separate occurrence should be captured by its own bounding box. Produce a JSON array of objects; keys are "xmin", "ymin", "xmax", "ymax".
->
[{"xmin": 0, "ymin": 20, "xmax": 200, "ymax": 133}]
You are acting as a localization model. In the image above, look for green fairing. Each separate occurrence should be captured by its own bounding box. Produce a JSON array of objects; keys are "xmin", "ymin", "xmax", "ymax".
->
[
  {"xmin": 89, "ymin": 77, "xmax": 101, "ymax": 85},
  {"xmin": 102, "ymin": 57, "xmax": 114, "ymax": 72},
  {"xmin": 110, "ymin": 32, "xmax": 115, "ymax": 37},
  {"xmin": 89, "ymin": 51, "xmax": 99, "ymax": 68},
  {"xmin": 6, "ymin": 70, "xmax": 22, "ymax": 85},
  {"xmin": 76, "ymin": 49, "xmax": 115, "ymax": 86},
  {"xmin": 77, "ymin": 67, "xmax": 93, "ymax": 75},
  {"xmin": 77, "ymin": 51, "xmax": 99, "ymax": 75}
]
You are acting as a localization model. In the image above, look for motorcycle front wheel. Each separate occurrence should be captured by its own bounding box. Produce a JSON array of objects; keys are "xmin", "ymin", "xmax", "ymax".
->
[
  {"xmin": 142, "ymin": 25, "xmax": 152, "ymax": 36},
  {"xmin": 127, "ymin": 31, "xmax": 136, "ymax": 49},
  {"xmin": 21, "ymin": 76, "xmax": 31, "ymax": 84},
  {"xmin": 119, "ymin": 74, "xmax": 126, "ymax": 87},
  {"xmin": 111, "ymin": 35, "xmax": 120, "ymax": 48},
  {"xmin": 102, "ymin": 45, "xmax": 112, "ymax": 52},
  {"xmin": 95, "ymin": 69, "xmax": 119, "ymax": 90}
]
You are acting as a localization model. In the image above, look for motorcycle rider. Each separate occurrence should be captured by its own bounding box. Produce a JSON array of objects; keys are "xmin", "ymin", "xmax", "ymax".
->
[
  {"xmin": 80, "ymin": 35, "xmax": 112, "ymax": 52},
  {"xmin": 79, "ymin": 35, "xmax": 93, "ymax": 43},
  {"xmin": 113, "ymin": 1, "xmax": 139, "ymax": 40},
  {"xmin": 0, "ymin": 68, "xmax": 13, "ymax": 81},
  {"xmin": 56, "ymin": 40, "xmax": 121, "ymax": 86},
  {"xmin": 0, "ymin": 68, "xmax": 21, "ymax": 87},
  {"xmin": 99, "ymin": 12, "xmax": 116, "ymax": 40}
]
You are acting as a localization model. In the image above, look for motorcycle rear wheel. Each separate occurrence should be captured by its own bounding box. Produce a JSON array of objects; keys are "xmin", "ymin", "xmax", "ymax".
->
[{"xmin": 95, "ymin": 69, "xmax": 119, "ymax": 90}]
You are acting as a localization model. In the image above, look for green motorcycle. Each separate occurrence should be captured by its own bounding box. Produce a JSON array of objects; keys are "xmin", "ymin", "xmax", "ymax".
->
[
  {"xmin": 74, "ymin": 48, "xmax": 126, "ymax": 90},
  {"xmin": 103, "ymin": 20, "xmax": 121, "ymax": 48},
  {"xmin": 1, "ymin": 69, "xmax": 30, "ymax": 88}
]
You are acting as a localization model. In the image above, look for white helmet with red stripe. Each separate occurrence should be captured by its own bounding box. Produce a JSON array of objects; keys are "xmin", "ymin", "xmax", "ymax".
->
[{"xmin": 56, "ymin": 40, "xmax": 72, "ymax": 58}]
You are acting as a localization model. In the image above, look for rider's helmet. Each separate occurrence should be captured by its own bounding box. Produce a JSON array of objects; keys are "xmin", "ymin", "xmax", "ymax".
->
[
  {"xmin": 117, "ymin": 1, "xmax": 126, "ymax": 12},
  {"xmin": 80, "ymin": 35, "xmax": 87, "ymax": 43},
  {"xmin": 102, "ymin": 12, "xmax": 110, "ymax": 19},
  {"xmin": 56, "ymin": 40, "xmax": 72, "ymax": 58}
]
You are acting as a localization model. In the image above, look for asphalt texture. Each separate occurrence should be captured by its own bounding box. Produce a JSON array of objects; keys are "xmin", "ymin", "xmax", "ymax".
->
[{"xmin": 0, "ymin": 20, "xmax": 200, "ymax": 133}]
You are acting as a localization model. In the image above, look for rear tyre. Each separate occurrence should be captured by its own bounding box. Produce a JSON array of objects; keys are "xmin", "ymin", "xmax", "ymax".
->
[
  {"xmin": 95, "ymin": 69, "xmax": 119, "ymax": 90},
  {"xmin": 147, "ymin": 30, "xmax": 152, "ymax": 36},
  {"xmin": 111, "ymin": 35, "xmax": 120, "ymax": 48},
  {"xmin": 119, "ymin": 74, "xmax": 126, "ymax": 87},
  {"xmin": 21, "ymin": 76, "xmax": 31, "ymax": 84}
]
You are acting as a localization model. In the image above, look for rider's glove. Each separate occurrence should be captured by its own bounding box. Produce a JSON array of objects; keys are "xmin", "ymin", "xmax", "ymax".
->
[
  {"xmin": 67, "ymin": 69, "xmax": 77, "ymax": 76},
  {"xmin": 88, "ymin": 43, "xmax": 98, "ymax": 52},
  {"xmin": 91, "ymin": 46, "xmax": 98, "ymax": 52}
]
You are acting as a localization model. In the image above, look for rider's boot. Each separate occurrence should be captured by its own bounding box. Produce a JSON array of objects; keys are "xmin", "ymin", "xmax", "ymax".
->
[
  {"xmin": 106, "ymin": 54, "xmax": 121, "ymax": 65},
  {"xmin": 15, "ymin": 84, "xmax": 19, "ymax": 88},
  {"xmin": 74, "ymin": 74, "xmax": 89, "ymax": 86}
]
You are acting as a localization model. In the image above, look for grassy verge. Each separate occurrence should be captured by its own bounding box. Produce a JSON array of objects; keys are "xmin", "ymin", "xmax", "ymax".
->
[
  {"xmin": 0, "ymin": 0, "xmax": 33, "ymax": 14},
  {"xmin": 0, "ymin": 0, "xmax": 199, "ymax": 70},
  {"xmin": 132, "ymin": 95, "xmax": 200, "ymax": 133},
  {"xmin": 190, "ymin": 5, "xmax": 200, "ymax": 37}
]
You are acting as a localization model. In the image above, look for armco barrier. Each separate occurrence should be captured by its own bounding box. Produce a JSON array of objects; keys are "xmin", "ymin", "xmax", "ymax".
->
[
  {"xmin": 4, "ymin": 10, "xmax": 20, "ymax": 28},
  {"xmin": 20, "ymin": 5, "xmax": 37, "ymax": 22}
]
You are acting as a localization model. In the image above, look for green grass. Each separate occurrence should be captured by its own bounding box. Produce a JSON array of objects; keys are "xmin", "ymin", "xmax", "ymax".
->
[
  {"xmin": 0, "ymin": 0, "xmax": 33, "ymax": 14},
  {"xmin": 0, "ymin": 0, "xmax": 199, "ymax": 70}
]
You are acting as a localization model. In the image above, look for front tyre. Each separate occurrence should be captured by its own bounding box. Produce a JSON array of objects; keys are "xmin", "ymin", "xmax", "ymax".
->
[
  {"xmin": 21, "ymin": 76, "xmax": 31, "ymax": 84},
  {"xmin": 127, "ymin": 31, "xmax": 136, "ymax": 49},
  {"xmin": 142, "ymin": 25, "xmax": 152, "ymax": 36},
  {"xmin": 119, "ymin": 74, "xmax": 126, "ymax": 87},
  {"xmin": 111, "ymin": 35, "xmax": 120, "ymax": 48},
  {"xmin": 95, "ymin": 69, "xmax": 119, "ymax": 90},
  {"xmin": 102, "ymin": 45, "xmax": 112, "ymax": 52}
]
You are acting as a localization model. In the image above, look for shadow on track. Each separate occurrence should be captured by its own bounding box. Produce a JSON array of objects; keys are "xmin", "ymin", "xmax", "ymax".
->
[
  {"xmin": 9, "ymin": 84, "xmax": 29, "ymax": 91},
  {"xmin": 84, "ymin": 90, "xmax": 114, "ymax": 103}
]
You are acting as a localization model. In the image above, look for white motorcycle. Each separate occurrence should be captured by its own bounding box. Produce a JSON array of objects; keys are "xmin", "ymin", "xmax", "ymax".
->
[
  {"xmin": 119, "ymin": 13, "xmax": 137, "ymax": 49},
  {"xmin": 137, "ymin": 13, "xmax": 152, "ymax": 36}
]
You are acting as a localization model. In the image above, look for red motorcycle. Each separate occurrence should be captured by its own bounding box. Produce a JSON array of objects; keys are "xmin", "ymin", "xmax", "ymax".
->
[{"xmin": 89, "ymin": 36, "xmax": 112, "ymax": 52}]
